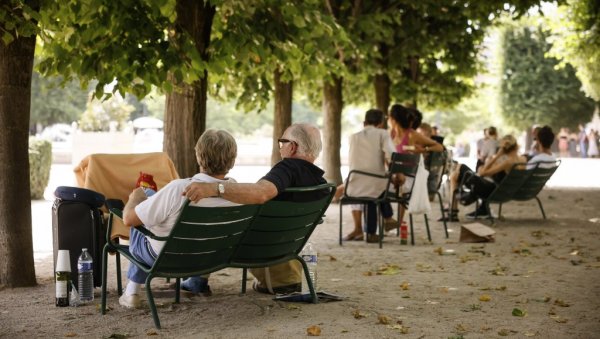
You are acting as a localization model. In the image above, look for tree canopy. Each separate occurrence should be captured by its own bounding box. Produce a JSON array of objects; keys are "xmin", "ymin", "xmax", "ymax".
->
[{"xmin": 498, "ymin": 21, "xmax": 595, "ymax": 129}]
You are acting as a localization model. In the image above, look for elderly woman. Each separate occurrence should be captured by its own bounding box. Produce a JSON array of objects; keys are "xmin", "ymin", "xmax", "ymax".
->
[
  {"xmin": 449, "ymin": 134, "xmax": 526, "ymax": 220},
  {"xmin": 119, "ymin": 129, "xmax": 239, "ymax": 308}
]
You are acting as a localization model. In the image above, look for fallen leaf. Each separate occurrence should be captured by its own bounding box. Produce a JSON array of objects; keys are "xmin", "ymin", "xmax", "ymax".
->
[
  {"xmin": 387, "ymin": 324, "xmax": 409, "ymax": 333},
  {"xmin": 524, "ymin": 331, "xmax": 538, "ymax": 337},
  {"xmin": 146, "ymin": 330, "xmax": 158, "ymax": 336},
  {"xmin": 400, "ymin": 281, "xmax": 410, "ymax": 290},
  {"xmin": 434, "ymin": 247, "xmax": 443, "ymax": 255},
  {"xmin": 550, "ymin": 315, "xmax": 568, "ymax": 323},
  {"xmin": 363, "ymin": 271, "xmax": 373, "ymax": 276},
  {"xmin": 306, "ymin": 325, "xmax": 321, "ymax": 336},
  {"xmin": 554, "ymin": 299, "xmax": 570, "ymax": 307},
  {"xmin": 377, "ymin": 314, "xmax": 391, "ymax": 325},
  {"xmin": 570, "ymin": 250, "xmax": 579, "ymax": 256},
  {"xmin": 106, "ymin": 335, "xmax": 129, "ymax": 339},
  {"xmin": 479, "ymin": 295, "xmax": 491, "ymax": 302},
  {"xmin": 455, "ymin": 323, "xmax": 468, "ymax": 333},
  {"xmin": 498, "ymin": 329, "xmax": 510, "ymax": 336},
  {"xmin": 64, "ymin": 333, "xmax": 77, "ymax": 338},
  {"xmin": 548, "ymin": 307, "xmax": 557, "ymax": 315},
  {"xmin": 352, "ymin": 309, "xmax": 367, "ymax": 319},
  {"xmin": 377, "ymin": 264, "xmax": 401, "ymax": 275},
  {"xmin": 287, "ymin": 304, "xmax": 300, "ymax": 310},
  {"xmin": 512, "ymin": 308, "xmax": 527, "ymax": 317},
  {"xmin": 328, "ymin": 255, "xmax": 337, "ymax": 261}
]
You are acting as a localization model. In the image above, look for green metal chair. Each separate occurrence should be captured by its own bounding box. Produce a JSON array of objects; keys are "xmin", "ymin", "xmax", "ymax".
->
[{"xmin": 100, "ymin": 203, "xmax": 261, "ymax": 329}]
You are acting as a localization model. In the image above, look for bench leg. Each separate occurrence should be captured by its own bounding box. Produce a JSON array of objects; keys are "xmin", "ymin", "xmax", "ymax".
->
[
  {"xmin": 409, "ymin": 214, "xmax": 415, "ymax": 245},
  {"xmin": 115, "ymin": 251, "xmax": 122, "ymax": 296},
  {"xmin": 145, "ymin": 276, "xmax": 161, "ymax": 329},
  {"xmin": 297, "ymin": 256, "xmax": 318, "ymax": 304},
  {"xmin": 101, "ymin": 244, "xmax": 109, "ymax": 315},
  {"xmin": 242, "ymin": 268, "xmax": 247, "ymax": 293},
  {"xmin": 536, "ymin": 197, "xmax": 547, "ymax": 219},
  {"xmin": 175, "ymin": 278, "xmax": 180, "ymax": 303},
  {"xmin": 437, "ymin": 191, "xmax": 448, "ymax": 238},
  {"xmin": 338, "ymin": 203, "xmax": 343, "ymax": 246},
  {"xmin": 424, "ymin": 214, "xmax": 431, "ymax": 242}
]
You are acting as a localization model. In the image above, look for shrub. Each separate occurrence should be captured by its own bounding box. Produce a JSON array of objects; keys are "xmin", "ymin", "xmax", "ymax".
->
[{"xmin": 29, "ymin": 137, "xmax": 52, "ymax": 200}]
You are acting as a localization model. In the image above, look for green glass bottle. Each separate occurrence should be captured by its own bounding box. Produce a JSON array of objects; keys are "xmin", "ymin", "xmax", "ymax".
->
[{"xmin": 55, "ymin": 270, "xmax": 70, "ymax": 307}]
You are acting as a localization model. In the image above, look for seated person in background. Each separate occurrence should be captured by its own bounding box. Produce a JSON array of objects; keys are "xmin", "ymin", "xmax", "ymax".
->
[
  {"xmin": 334, "ymin": 109, "xmax": 398, "ymax": 243},
  {"xmin": 449, "ymin": 135, "xmax": 526, "ymax": 220},
  {"xmin": 431, "ymin": 125, "xmax": 445, "ymax": 145},
  {"xmin": 527, "ymin": 125, "xmax": 557, "ymax": 169},
  {"xmin": 388, "ymin": 105, "xmax": 444, "ymax": 225},
  {"xmin": 183, "ymin": 123, "xmax": 327, "ymax": 295},
  {"xmin": 526, "ymin": 126, "xmax": 541, "ymax": 160},
  {"xmin": 120, "ymin": 129, "xmax": 239, "ymax": 308}
]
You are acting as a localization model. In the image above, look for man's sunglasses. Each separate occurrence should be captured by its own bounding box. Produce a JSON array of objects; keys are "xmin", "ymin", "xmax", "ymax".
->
[{"xmin": 278, "ymin": 138, "xmax": 297, "ymax": 149}]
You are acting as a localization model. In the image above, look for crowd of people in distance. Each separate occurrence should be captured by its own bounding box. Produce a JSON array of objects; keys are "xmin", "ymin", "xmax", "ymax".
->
[{"xmin": 557, "ymin": 125, "xmax": 599, "ymax": 158}]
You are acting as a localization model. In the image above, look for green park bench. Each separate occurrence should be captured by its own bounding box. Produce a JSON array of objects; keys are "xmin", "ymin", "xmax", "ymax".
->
[{"xmin": 100, "ymin": 183, "xmax": 335, "ymax": 329}]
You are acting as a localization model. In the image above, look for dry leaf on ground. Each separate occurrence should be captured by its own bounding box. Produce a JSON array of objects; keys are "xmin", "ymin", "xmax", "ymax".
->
[
  {"xmin": 306, "ymin": 325, "xmax": 321, "ymax": 336},
  {"xmin": 479, "ymin": 295, "xmax": 491, "ymax": 302},
  {"xmin": 377, "ymin": 314, "xmax": 391, "ymax": 325}
]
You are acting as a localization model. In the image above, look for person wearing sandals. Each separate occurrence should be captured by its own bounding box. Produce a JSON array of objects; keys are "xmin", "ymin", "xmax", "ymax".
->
[
  {"xmin": 119, "ymin": 129, "xmax": 239, "ymax": 308},
  {"xmin": 334, "ymin": 108, "xmax": 398, "ymax": 243},
  {"xmin": 449, "ymin": 134, "xmax": 526, "ymax": 219}
]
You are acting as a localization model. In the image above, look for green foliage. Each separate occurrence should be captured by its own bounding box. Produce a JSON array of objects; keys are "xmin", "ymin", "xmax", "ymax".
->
[
  {"xmin": 546, "ymin": 0, "xmax": 600, "ymax": 101},
  {"xmin": 28, "ymin": 138, "xmax": 52, "ymax": 200},
  {"xmin": 30, "ymin": 69, "xmax": 89, "ymax": 130},
  {"xmin": 0, "ymin": 0, "xmax": 40, "ymax": 45},
  {"xmin": 35, "ymin": 0, "xmax": 204, "ymax": 99},
  {"xmin": 498, "ymin": 22, "xmax": 595, "ymax": 130},
  {"xmin": 79, "ymin": 93, "xmax": 134, "ymax": 131},
  {"xmin": 209, "ymin": 0, "xmax": 347, "ymax": 112}
]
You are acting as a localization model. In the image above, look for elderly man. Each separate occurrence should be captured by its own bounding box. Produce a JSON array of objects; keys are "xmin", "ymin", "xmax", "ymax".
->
[
  {"xmin": 119, "ymin": 129, "xmax": 239, "ymax": 308},
  {"xmin": 183, "ymin": 123, "xmax": 326, "ymax": 294}
]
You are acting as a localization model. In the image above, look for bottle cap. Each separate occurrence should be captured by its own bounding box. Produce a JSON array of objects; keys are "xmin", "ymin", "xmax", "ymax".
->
[{"xmin": 56, "ymin": 249, "xmax": 71, "ymax": 272}]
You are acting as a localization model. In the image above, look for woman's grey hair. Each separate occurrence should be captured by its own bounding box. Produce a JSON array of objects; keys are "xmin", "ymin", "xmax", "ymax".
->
[
  {"xmin": 288, "ymin": 123, "xmax": 322, "ymax": 159},
  {"xmin": 195, "ymin": 129, "xmax": 237, "ymax": 175}
]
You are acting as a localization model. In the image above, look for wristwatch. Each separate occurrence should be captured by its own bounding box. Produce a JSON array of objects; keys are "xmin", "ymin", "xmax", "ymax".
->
[{"xmin": 217, "ymin": 183, "xmax": 225, "ymax": 197}]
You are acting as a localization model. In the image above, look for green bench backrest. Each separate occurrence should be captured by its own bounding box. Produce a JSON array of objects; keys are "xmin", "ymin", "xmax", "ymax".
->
[
  {"xmin": 232, "ymin": 184, "xmax": 335, "ymax": 265},
  {"xmin": 153, "ymin": 204, "xmax": 260, "ymax": 276},
  {"xmin": 512, "ymin": 161, "xmax": 560, "ymax": 201},
  {"xmin": 486, "ymin": 164, "xmax": 531, "ymax": 204}
]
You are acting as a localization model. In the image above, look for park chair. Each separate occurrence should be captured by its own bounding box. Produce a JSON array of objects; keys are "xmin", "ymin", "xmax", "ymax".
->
[
  {"xmin": 424, "ymin": 150, "xmax": 449, "ymax": 238},
  {"xmin": 338, "ymin": 169, "xmax": 389, "ymax": 246},
  {"xmin": 338, "ymin": 153, "xmax": 421, "ymax": 248},
  {"xmin": 232, "ymin": 184, "xmax": 336, "ymax": 299},
  {"xmin": 100, "ymin": 203, "xmax": 261, "ymax": 329},
  {"xmin": 494, "ymin": 160, "xmax": 560, "ymax": 220},
  {"xmin": 384, "ymin": 153, "xmax": 431, "ymax": 246}
]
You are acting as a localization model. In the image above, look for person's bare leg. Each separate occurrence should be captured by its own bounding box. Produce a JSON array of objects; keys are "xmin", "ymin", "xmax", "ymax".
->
[
  {"xmin": 344, "ymin": 210, "xmax": 364, "ymax": 240},
  {"xmin": 333, "ymin": 184, "xmax": 344, "ymax": 202}
]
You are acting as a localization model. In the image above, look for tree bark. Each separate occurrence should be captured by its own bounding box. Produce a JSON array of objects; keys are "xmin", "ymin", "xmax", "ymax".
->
[
  {"xmin": 164, "ymin": 0, "xmax": 215, "ymax": 178},
  {"xmin": 322, "ymin": 76, "xmax": 344, "ymax": 185},
  {"xmin": 374, "ymin": 73, "xmax": 390, "ymax": 115},
  {"xmin": 0, "ymin": 17, "xmax": 37, "ymax": 287},
  {"xmin": 271, "ymin": 69, "xmax": 293, "ymax": 166}
]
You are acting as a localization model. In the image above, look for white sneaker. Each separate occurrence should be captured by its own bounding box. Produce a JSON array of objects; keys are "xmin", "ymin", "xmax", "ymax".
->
[{"xmin": 119, "ymin": 294, "xmax": 141, "ymax": 309}]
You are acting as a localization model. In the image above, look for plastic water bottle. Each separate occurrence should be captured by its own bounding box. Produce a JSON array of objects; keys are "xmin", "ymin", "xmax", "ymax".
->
[
  {"xmin": 77, "ymin": 248, "xmax": 94, "ymax": 302},
  {"xmin": 300, "ymin": 242, "xmax": 318, "ymax": 293}
]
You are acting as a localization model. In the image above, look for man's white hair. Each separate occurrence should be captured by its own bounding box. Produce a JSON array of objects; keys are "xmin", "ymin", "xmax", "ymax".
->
[{"xmin": 288, "ymin": 123, "xmax": 322, "ymax": 160}]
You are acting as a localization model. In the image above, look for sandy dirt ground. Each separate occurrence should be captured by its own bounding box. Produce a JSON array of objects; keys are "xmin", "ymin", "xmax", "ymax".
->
[{"xmin": 1, "ymin": 187, "xmax": 600, "ymax": 339}]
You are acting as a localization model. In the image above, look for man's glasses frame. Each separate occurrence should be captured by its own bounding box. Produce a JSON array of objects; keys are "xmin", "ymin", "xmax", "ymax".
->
[{"xmin": 278, "ymin": 138, "xmax": 297, "ymax": 149}]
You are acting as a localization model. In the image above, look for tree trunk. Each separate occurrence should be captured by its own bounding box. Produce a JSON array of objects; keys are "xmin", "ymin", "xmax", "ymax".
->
[
  {"xmin": 0, "ymin": 22, "xmax": 37, "ymax": 287},
  {"xmin": 374, "ymin": 73, "xmax": 390, "ymax": 115},
  {"xmin": 322, "ymin": 76, "xmax": 344, "ymax": 185},
  {"xmin": 164, "ymin": 0, "xmax": 215, "ymax": 178},
  {"xmin": 271, "ymin": 69, "xmax": 293, "ymax": 166}
]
